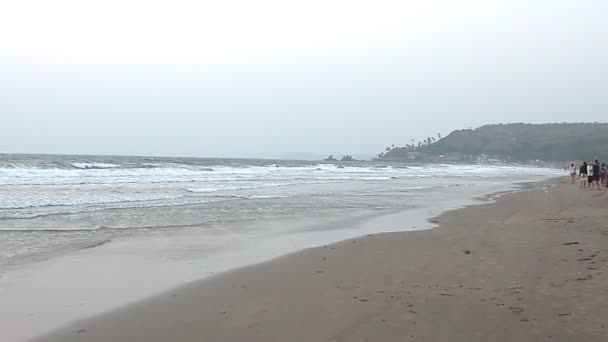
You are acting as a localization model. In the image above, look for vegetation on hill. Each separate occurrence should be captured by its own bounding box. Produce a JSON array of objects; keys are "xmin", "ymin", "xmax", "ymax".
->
[
  {"xmin": 324, "ymin": 155, "xmax": 358, "ymax": 162},
  {"xmin": 379, "ymin": 123, "xmax": 608, "ymax": 162}
]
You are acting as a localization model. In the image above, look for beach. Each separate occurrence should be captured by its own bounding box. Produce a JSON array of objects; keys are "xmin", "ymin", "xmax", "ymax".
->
[
  {"xmin": 1, "ymin": 156, "xmax": 564, "ymax": 341},
  {"xmin": 30, "ymin": 179, "xmax": 608, "ymax": 342}
]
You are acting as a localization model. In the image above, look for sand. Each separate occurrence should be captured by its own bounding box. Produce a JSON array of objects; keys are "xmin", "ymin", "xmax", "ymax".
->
[{"xmin": 32, "ymin": 180, "xmax": 608, "ymax": 342}]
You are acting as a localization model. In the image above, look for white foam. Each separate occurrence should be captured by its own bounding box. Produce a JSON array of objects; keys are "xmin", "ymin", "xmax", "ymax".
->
[
  {"xmin": 69, "ymin": 162, "xmax": 120, "ymax": 169},
  {"xmin": 0, "ymin": 193, "xmax": 185, "ymax": 211},
  {"xmin": 0, "ymin": 164, "xmax": 564, "ymax": 220}
]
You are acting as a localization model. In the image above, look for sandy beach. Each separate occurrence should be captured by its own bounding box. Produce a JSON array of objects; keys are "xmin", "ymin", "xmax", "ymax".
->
[{"xmin": 32, "ymin": 179, "xmax": 608, "ymax": 342}]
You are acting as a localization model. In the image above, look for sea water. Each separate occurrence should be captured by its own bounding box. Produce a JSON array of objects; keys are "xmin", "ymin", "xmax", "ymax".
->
[{"xmin": 0, "ymin": 154, "xmax": 560, "ymax": 267}]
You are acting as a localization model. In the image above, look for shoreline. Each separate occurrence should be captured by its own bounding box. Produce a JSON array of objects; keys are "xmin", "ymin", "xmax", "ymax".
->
[{"xmin": 32, "ymin": 177, "xmax": 608, "ymax": 342}]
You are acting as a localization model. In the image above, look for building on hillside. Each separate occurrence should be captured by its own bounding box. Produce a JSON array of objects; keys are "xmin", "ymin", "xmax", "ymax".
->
[{"xmin": 437, "ymin": 152, "xmax": 464, "ymax": 162}]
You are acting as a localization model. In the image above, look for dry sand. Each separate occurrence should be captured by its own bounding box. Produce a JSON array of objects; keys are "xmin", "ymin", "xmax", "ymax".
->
[{"xmin": 33, "ymin": 180, "xmax": 608, "ymax": 342}]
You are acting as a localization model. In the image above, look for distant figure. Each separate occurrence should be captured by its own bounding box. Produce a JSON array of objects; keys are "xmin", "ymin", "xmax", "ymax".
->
[
  {"xmin": 580, "ymin": 161, "xmax": 588, "ymax": 188},
  {"xmin": 592, "ymin": 160, "xmax": 601, "ymax": 190},
  {"xmin": 569, "ymin": 163, "xmax": 577, "ymax": 184},
  {"xmin": 601, "ymin": 163, "xmax": 606, "ymax": 187},
  {"xmin": 587, "ymin": 162, "xmax": 595, "ymax": 189}
]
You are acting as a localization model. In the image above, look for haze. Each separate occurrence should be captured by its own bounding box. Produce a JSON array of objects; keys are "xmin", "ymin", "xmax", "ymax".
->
[{"xmin": 1, "ymin": 0, "xmax": 607, "ymax": 158}]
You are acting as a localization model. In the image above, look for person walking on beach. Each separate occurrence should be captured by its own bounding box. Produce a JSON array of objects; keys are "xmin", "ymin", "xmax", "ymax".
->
[
  {"xmin": 569, "ymin": 163, "xmax": 577, "ymax": 184},
  {"xmin": 580, "ymin": 161, "xmax": 588, "ymax": 188},
  {"xmin": 587, "ymin": 162, "xmax": 595, "ymax": 190},
  {"xmin": 601, "ymin": 163, "xmax": 606, "ymax": 188},
  {"xmin": 592, "ymin": 160, "xmax": 601, "ymax": 190}
]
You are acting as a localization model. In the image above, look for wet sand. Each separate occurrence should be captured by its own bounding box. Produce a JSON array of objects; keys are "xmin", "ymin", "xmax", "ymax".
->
[{"xmin": 33, "ymin": 180, "xmax": 608, "ymax": 342}]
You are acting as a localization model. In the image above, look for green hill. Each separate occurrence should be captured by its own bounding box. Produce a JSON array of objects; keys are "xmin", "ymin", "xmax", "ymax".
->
[{"xmin": 380, "ymin": 123, "xmax": 608, "ymax": 162}]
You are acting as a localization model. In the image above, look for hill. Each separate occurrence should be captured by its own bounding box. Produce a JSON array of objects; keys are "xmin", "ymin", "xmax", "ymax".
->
[{"xmin": 380, "ymin": 123, "xmax": 608, "ymax": 162}]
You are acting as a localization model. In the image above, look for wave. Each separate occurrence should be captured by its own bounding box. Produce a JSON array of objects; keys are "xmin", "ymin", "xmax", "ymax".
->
[
  {"xmin": 0, "ymin": 163, "xmax": 563, "ymax": 188},
  {"xmin": 0, "ymin": 164, "xmax": 367, "ymax": 186},
  {"xmin": 0, "ymin": 160, "xmax": 565, "ymax": 222},
  {"xmin": 0, "ymin": 193, "xmax": 185, "ymax": 211},
  {"xmin": 183, "ymin": 179, "xmax": 342, "ymax": 193},
  {"xmin": 358, "ymin": 176, "xmax": 395, "ymax": 180},
  {"xmin": 69, "ymin": 162, "xmax": 120, "ymax": 169}
]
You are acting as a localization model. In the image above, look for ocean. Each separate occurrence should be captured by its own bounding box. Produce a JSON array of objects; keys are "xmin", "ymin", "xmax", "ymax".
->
[
  {"xmin": 0, "ymin": 153, "xmax": 562, "ymax": 267},
  {"xmin": 0, "ymin": 153, "xmax": 563, "ymax": 341}
]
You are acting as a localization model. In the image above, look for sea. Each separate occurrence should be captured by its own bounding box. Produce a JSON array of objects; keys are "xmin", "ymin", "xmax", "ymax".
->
[
  {"xmin": 0, "ymin": 153, "xmax": 561, "ymax": 266},
  {"xmin": 0, "ymin": 153, "xmax": 563, "ymax": 341}
]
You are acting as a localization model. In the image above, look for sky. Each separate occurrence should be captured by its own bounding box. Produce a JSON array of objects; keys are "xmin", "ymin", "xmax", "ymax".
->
[{"xmin": 1, "ymin": 0, "xmax": 607, "ymax": 158}]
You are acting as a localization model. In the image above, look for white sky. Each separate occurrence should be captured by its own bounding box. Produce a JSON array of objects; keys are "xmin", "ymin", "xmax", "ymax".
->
[{"xmin": 1, "ymin": 0, "xmax": 607, "ymax": 158}]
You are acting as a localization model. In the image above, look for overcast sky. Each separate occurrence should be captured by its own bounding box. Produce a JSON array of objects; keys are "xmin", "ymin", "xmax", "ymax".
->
[{"xmin": 1, "ymin": 0, "xmax": 607, "ymax": 158}]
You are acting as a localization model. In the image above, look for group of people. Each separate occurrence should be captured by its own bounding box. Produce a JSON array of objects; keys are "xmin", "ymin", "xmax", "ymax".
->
[{"xmin": 569, "ymin": 160, "xmax": 608, "ymax": 190}]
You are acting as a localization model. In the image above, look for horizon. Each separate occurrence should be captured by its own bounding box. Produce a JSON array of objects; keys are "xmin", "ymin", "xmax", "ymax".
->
[{"xmin": 2, "ymin": 121, "xmax": 607, "ymax": 160}]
